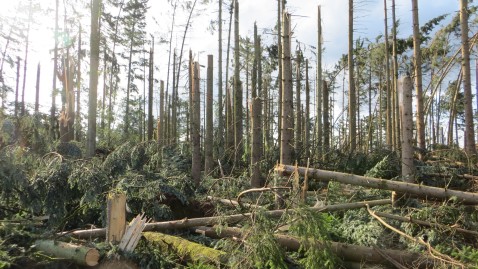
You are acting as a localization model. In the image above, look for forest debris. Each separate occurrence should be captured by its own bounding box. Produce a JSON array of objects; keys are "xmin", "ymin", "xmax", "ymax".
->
[
  {"xmin": 118, "ymin": 213, "xmax": 149, "ymax": 252},
  {"xmin": 34, "ymin": 240, "xmax": 100, "ymax": 266},
  {"xmin": 62, "ymin": 199, "xmax": 391, "ymax": 239},
  {"xmin": 373, "ymin": 210, "xmax": 478, "ymax": 237},
  {"xmin": 366, "ymin": 205, "xmax": 465, "ymax": 268},
  {"xmin": 194, "ymin": 226, "xmax": 433, "ymax": 268},
  {"xmin": 206, "ymin": 196, "xmax": 262, "ymax": 209},
  {"xmin": 276, "ymin": 164, "xmax": 478, "ymax": 204},
  {"xmin": 142, "ymin": 232, "xmax": 227, "ymax": 264}
]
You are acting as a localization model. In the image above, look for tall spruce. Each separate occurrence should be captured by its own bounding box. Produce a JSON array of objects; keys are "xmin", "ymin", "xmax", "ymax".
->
[
  {"xmin": 348, "ymin": 0, "xmax": 356, "ymax": 151},
  {"xmin": 280, "ymin": 12, "xmax": 293, "ymax": 165},
  {"xmin": 412, "ymin": 0, "xmax": 425, "ymax": 158},
  {"xmin": 205, "ymin": 55, "xmax": 214, "ymax": 174},
  {"xmin": 233, "ymin": 0, "xmax": 243, "ymax": 165},
  {"xmin": 251, "ymin": 23, "xmax": 263, "ymax": 187},
  {"xmin": 87, "ymin": 0, "xmax": 101, "ymax": 157}
]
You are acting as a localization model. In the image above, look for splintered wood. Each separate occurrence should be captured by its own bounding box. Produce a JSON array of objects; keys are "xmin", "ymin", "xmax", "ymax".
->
[
  {"xmin": 106, "ymin": 193, "xmax": 126, "ymax": 243},
  {"xmin": 119, "ymin": 213, "xmax": 149, "ymax": 252}
]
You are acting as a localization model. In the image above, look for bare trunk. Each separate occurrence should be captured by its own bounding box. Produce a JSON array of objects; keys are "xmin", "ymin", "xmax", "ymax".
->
[
  {"xmin": 277, "ymin": 0, "xmax": 283, "ymax": 150},
  {"xmin": 21, "ymin": 0, "xmax": 33, "ymax": 116},
  {"xmin": 191, "ymin": 62, "xmax": 201, "ymax": 185},
  {"xmin": 205, "ymin": 55, "xmax": 214, "ymax": 174},
  {"xmin": 460, "ymin": 0, "xmax": 477, "ymax": 155},
  {"xmin": 348, "ymin": 0, "xmax": 356, "ymax": 151},
  {"xmin": 280, "ymin": 12, "xmax": 293, "ymax": 165},
  {"xmin": 233, "ymin": 0, "xmax": 243, "ymax": 166},
  {"xmin": 316, "ymin": 5, "xmax": 323, "ymax": 158},
  {"xmin": 147, "ymin": 41, "xmax": 154, "ymax": 140},
  {"xmin": 412, "ymin": 0, "xmax": 426, "ymax": 158},
  {"xmin": 217, "ymin": 0, "xmax": 224, "ymax": 161},
  {"xmin": 305, "ymin": 59, "xmax": 310, "ymax": 159},
  {"xmin": 251, "ymin": 24, "xmax": 263, "ymax": 187},
  {"xmin": 124, "ymin": 23, "xmax": 135, "ymax": 135},
  {"xmin": 75, "ymin": 25, "xmax": 82, "ymax": 141},
  {"xmin": 295, "ymin": 50, "xmax": 302, "ymax": 161},
  {"xmin": 14, "ymin": 57, "xmax": 20, "ymax": 117},
  {"xmin": 383, "ymin": 0, "xmax": 392, "ymax": 148},
  {"xmin": 158, "ymin": 80, "xmax": 164, "ymax": 146},
  {"xmin": 35, "ymin": 63, "xmax": 40, "ymax": 113},
  {"xmin": 323, "ymin": 80, "xmax": 330, "ymax": 154},
  {"xmin": 87, "ymin": 0, "xmax": 100, "ymax": 157}
]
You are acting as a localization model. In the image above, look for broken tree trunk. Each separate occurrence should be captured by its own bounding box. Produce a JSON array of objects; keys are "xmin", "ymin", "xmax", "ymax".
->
[
  {"xmin": 195, "ymin": 226, "xmax": 433, "ymax": 268},
  {"xmin": 142, "ymin": 232, "xmax": 227, "ymax": 264},
  {"xmin": 63, "ymin": 199, "xmax": 390, "ymax": 239},
  {"xmin": 106, "ymin": 193, "xmax": 126, "ymax": 244},
  {"xmin": 34, "ymin": 240, "xmax": 99, "ymax": 267},
  {"xmin": 275, "ymin": 164, "xmax": 478, "ymax": 205}
]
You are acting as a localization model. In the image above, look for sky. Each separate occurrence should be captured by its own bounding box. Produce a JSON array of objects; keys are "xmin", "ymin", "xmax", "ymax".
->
[{"xmin": 0, "ymin": 0, "xmax": 463, "ymax": 117}]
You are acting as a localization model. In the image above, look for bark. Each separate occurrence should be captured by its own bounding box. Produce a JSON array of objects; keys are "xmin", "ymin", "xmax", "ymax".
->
[
  {"xmin": 277, "ymin": 0, "xmax": 283, "ymax": 150},
  {"xmin": 191, "ymin": 62, "xmax": 201, "ymax": 186},
  {"xmin": 233, "ymin": 0, "xmax": 243, "ymax": 165},
  {"xmin": 412, "ymin": 0, "xmax": 425, "ymax": 158},
  {"xmin": 225, "ymin": 1, "xmax": 234, "ymax": 157},
  {"xmin": 280, "ymin": 12, "xmax": 294, "ymax": 165},
  {"xmin": 14, "ymin": 57, "xmax": 20, "ymax": 117},
  {"xmin": 460, "ymin": 0, "xmax": 477, "ymax": 155},
  {"xmin": 75, "ymin": 25, "xmax": 82, "ymax": 141},
  {"xmin": 217, "ymin": 0, "xmax": 224, "ymax": 161},
  {"xmin": 124, "ymin": 22, "xmax": 135, "ymax": 135},
  {"xmin": 251, "ymin": 24, "xmax": 263, "ymax": 187},
  {"xmin": 383, "ymin": 0, "xmax": 392, "ymax": 148},
  {"xmin": 143, "ymin": 232, "xmax": 227, "ymax": 264},
  {"xmin": 276, "ymin": 164, "xmax": 478, "ymax": 205},
  {"xmin": 51, "ymin": 0, "xmax": 59, "ymax": 139},
  {"xmin": 295, "ymin": 50, "xmax": 302, "ymax": 160},
  {"xmin": 21, "ymin": 0, "xmax": 33, "ymax": 116},
  {"xmin": 323, "ymin": 80, "xmax": 330, "ymax": 154},
  {"xmin": 63, "ymin": 199, "xmax": 391, "ymax": 239},
  {"xmin": 348, "ymin": 0, "xmax": 356, "ymax": 151},
  {"xmin": 399, "ymin": 77, "xmax": 415, "ymax": 181},
  {"xmin": 35, "ymin": 63, "xmax": 40, "ymax": 113},
  {"xmin": 35, "ymin": 240, "xmax": 99, "ymax": 267},
  {"xmin": 196, "ymin": 226, "xmax": 433, "ymax": 268},
  {"xmin": 157, "ymin": 80, "xmax": 164, "ymax": 146},
  {"xmin": 205, "ymin": 55, "xmax": 214, "ymax": 174},
  {"xmin": 305, "ymin": 59, "xmax": 310, "ymax": 159},
  {"xmin": 391, "ymin": 0, "xmax": 399, "ymax": 150},
  {"xmin": 147, "ymin": 41, "xmax": 154, "ymax": 140},
  {"xmin": 87, "ymin": 0, "xmax": 101, "ymax": 157},
  {"xmin": 316, "ymin": 5, "xmax": 323, "ymax": 158}
]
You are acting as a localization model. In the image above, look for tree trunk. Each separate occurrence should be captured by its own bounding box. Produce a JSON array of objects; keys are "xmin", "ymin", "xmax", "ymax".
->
[
  {"xmin": 143, "ymin": 232, "xmax": 227, "ymax": 264},
  {"xmin": 196, "ymin": 226, "xmax": 433, "ymax": 268},
  {"xmin": 412, "ymin": 0, "xmax": 425, "ymax": 158},
  {"xmin": 217, "ymin": 0, "xmax": 224, "ymax": 161},
  {"xmin": 64, "ymin": 199, "xmax": 391, "ymax": 239},
  {"xmin": 51, "ymin": 0, "xmax": 59, "ymax": 139},
  {"xmin": 233, "ymin": 0, "xmax": 243, "ymax": 165},
  {"xmin": 20, "ymin": 0, "xmax": 33, "ymax": 116},
  {"xmin": 295, "ymin": 49, "xmax": 302, "ymax": 161},
  {"xmin": 165, "ymin": 0, "xmax": 177, "ymax": 131},
  {"xmin": 158, "ymin": 80, "xmax": 164, "ymax": 146},
  {"xmin": 147, "ymin": 41, "xmax": 154, "ymax": 140},
  {"xmin": 87, "ymin": 0, "xmax": 101, "ymax": 157},
  {"xmin": 191, "ymin": 62, "xmax": 201, "ymax": 186},
  {"xmin": 276, "ymin": 164, "xmax": 478, "ymax": 204},
  {"xmin": 251, "ymin": 24, "xmax": 263, "ymax": 187},
  {"xmin": 460, "ymin": 0, "xmax": 477, "ymax": 155},
  {"xmin": 34, "ymin": 63, "xmax": 40, "ymax": 113},
  {"xmin": 225, "ymin": 1, "xmax": 234, "ymax": 159},
  {"xmin": 348, "ymin": 0, "xmax": 356, "ymax": 151},
  {"xmin": 323, "ymin": 80, "xmax": 330, "ymax": 155},
  {"xmin": 280, "ymin": 12, "xmax": 294, "ymax": 165},
  {"xmin": 124, "ymin": 22, "xmax": 135, "ymax": 135},
  {"xmin": 205, "ymin": 55, "xmax": 214, "ymax": 174},
  {"xmin": 391, "ymin": 0, "xmax": 399, "ymax": 150},
  {"xmin": 316, "ymin": 5, "xmax": 323, "ymax": 158},
  {"xmin": 35, "ymin": 240, "xmax": 99, "ymax": 267},
  {"xmin": 305, "ymin": 59, "xmax": 310, "ymax": 159},
  {"xmin": 383, "ymin": 0, "xmax": 392, "ymax": 148},
  {"xmin": 75, "ymin": 25, "xmax": 82, "ymax": 141},
  {"xmin": 14, "ymin": 57, "xmax": 20, "ymax": 117},
  {"xmin": 277, "ymin": 0, "xmax": 283, "ymax": 151}
]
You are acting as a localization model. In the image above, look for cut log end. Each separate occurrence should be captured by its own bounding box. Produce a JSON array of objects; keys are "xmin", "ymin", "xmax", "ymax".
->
[{"xmin": 85, "ymin": 249, "xmax": 100, "ymax": 266}]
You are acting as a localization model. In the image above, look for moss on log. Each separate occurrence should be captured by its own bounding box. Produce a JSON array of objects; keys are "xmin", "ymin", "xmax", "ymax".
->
[{"xmin": 142, "ymin": 232, "xmax": 227, "ymax": 265}]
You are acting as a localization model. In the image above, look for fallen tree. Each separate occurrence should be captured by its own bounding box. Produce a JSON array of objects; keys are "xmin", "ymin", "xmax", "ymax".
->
[
  {"xmin": 34, "ymin": 240, "xmax": 100, "ymax": 267},
  {"xmin": 62, "ymin": 199, "xmax": 391, "ymax": 239},
  {"xmin": 275, "ymin": 164, "xmax": 478, "ymax": 205},
  {"xmin": 142, "ymin": 232, "xmax": 227, "ymax": 264},
  {"xmin": 194, "ymin": 226, "xmax": 434, "ymax": 268}
]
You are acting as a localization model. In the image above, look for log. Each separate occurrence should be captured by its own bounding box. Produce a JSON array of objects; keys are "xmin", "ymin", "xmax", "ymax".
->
[
  {"xmin": 62, "ymin": 199, "xmax": 391, "ymax": 239},
  {"xmin": 373, "ymin": 211, "xmax": 478, "ymax": 237},
  {"xmin": 142, "ymin": 232, "xmax": 227, "ymax": 264},
  {"xmin": 34, "ymin": 240, "xmax": 100, "ymax": 267},
  {"xmin": 275, "ymin": 164, "xmax": 478, "ymax": 205},
  {"xmin": 194, "ymin": 226, "xmax": 433, "ymax": 268}
]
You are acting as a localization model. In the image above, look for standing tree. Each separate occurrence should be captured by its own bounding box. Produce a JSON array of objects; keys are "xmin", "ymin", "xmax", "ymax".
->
[
  {"xmin": 412, "ymin": 0, "xmax": 425, "ymax": 158},
  {"xmin": 295, "ymin": 49, "xmax": 302, "ymax": 160},
  {"xmin": 87, "ymin": 0, "xmax": 101, "ymax": 157},
  {"xmin": 233, "ymin": 0, "xmax": 243, "ymax": 165},
  {"xmin": 147, "ymin": 39, "xmax": 154, "ymax": 140},
  {"xmin": 205, "ymin": 55, "xmax": 214, "ymax": 174},
  {"xmin": 251, "ymin": 23, "xmax": 263, "ymax": 187},
  {"xmin": 280, "ymin": 12, "xmax": 293, "ymax": 165},
  {"xmin": 460, "ymin": 0, "xmax": 477, "ymax": 155},
  {"xmin": 316, "ymin": 5, "xmax": 323, "ymax": 158},
  {"xmin": 348, "ymin": 0, "xmax": 356, "ymax": 151},
  {"xmin": 217, "ymin": 0, "xmax": 224, "ymax": 161},
  {"xmin": 51, "ymin": 0, "xmax": 59, "ymax": 139},
  {"xmin": 191, "ymin": 61, "xmax": 201, "ymax": 186}
]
